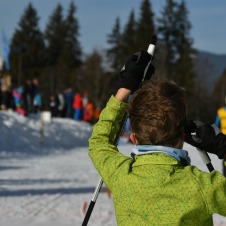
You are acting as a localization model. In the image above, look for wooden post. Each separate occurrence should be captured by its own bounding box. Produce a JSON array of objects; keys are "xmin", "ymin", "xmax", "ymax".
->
[
  {"xmin": 40, "ymin": 113, "xmax": 44, "ymax": 144},
  {"xmin": 40, "ymin": 111, "xmax": 51, "ymax": 144}
]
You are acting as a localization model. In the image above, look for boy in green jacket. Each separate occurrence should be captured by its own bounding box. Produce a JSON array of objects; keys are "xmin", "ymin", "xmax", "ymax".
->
[{"xmin": 89, "ymin": 51, "xmax": 226, "ymax": 225}]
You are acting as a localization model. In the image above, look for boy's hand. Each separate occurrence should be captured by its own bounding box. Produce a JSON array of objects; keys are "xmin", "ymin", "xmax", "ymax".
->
[
  {"xmin": 115, "ymin": 88, "xmax": 131, "ymax": 102},
  {"xmin": 185, "ymin": 120, "xmax": 226, "ymax": 159},
  {"xmin": 119, "ymin": 51, "xmax": 155, "ymax": 93}
]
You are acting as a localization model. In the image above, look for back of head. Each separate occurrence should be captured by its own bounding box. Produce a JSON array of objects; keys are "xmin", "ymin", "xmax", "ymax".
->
[{"xmin": 127, "ymin": 79, "xmax": 186, "ymax": 147}]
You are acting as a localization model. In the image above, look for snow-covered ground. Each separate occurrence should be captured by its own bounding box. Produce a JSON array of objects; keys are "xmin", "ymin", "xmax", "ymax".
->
[{"xmin": 0, "ymin": 110, "xmax": 226, "ymax": 226}]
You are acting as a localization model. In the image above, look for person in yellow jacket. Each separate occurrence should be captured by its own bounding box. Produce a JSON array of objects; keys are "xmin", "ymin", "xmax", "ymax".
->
[
  {"xmin": 215, "ymin": 99, "xmax": 226, "ymax": 176},
  {"xmin": 89, "ymin": 51, "xmax": 226, "ymax": 225}
]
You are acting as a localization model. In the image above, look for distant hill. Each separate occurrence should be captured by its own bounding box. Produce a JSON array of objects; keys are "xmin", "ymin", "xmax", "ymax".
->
[{"xmin": 193, "ymin": 50, "xmax": 226, "ymax": 93}]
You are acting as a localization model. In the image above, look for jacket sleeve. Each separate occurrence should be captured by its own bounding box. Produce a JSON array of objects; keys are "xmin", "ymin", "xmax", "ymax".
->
[{"xmin": 88, "ymin": 95, "xmax": 133, "ymax": 189}]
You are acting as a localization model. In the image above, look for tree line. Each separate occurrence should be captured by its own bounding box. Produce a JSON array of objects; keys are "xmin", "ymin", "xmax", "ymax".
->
[{"xmin": 2, "ymin": 0, "xmax": 226, "ymax": 121}]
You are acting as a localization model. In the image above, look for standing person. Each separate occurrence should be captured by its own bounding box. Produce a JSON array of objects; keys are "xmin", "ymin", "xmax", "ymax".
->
[
  {"xmin": 57, "ymin": 92, "xmax": 66, "ymax": 117},
  {"xmin": 0, "ymin": 72, "xmax": 12, "ymax": 110},
  {"xmin": 22, "ymin": 79, "xmax": 32, "ymax": 114},
  {"xmin": 82, "ymin": 90, "xmax": 88, "ymax": 110},
  {"xmin": 73, "ymin": 93, "xmax": 83, "ymax": 120},
  {"xmin": 30, "ymin": 78, "xmax": 39, "ymax": 113},
  {"xmin": 49, "ymin": 94, "xmax": 58, "ymax": 117},
  {"xmin": 65, "ymin": 88, "xmax": 74, "ymax": 118},
  {"xmin": 94, "ymin": 106, "xmax": 101, "ymax": 123},
  {"xmin": 88, "ymin": 51, "xmax": 226, "ymax": 225},
  {"xmin": 12, "ymin": 86, "xmax": 26, "ymax": 115},
  {"xmin": 215, "ymin": 97, "xmax": 226, "ymax": 133},
  {"xmin": 215, "ymin": 97, "xmax": 226, "ymax": 176},
  {"xmin": 83, "ymin": 101, "xmax": 95, "ymax": 123},
  {"xmin": 33, "ymin": 92, "xmax": 42, "ymax": 113}
]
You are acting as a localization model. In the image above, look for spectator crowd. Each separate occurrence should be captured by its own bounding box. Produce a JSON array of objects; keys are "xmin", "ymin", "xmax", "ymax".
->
[
  {"xmin": 0, "ymin": 72, "xmax": 100, "ymax": 124},
  {"xmin": 49, "ymin": 90, "xmax": 101, "ymax": 124}
]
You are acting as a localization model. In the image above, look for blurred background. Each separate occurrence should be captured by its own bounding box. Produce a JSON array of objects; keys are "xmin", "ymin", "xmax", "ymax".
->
[{"xmin": 0, "ymin": 0, "xmax": 226, "ymax": 122}]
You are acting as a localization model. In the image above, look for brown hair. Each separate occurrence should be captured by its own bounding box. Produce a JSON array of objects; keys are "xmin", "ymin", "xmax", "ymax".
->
[{"xmin": 127, "ymin": 79, "xmax": 186, "ymax": 147}]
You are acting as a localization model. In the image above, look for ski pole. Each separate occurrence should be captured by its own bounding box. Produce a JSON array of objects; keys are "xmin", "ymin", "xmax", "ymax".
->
[
  {"xmin": 190, "ymin": 122, "xmax": 220, "ymax": 172},
  {"xmin": 189, "ymin": 136, "xmax": 215, "ymax": 173},
  {"xmin": 196, "ymin": 148, "xmax": 214, "ymax": 172},
  {"xmin": 82, "ymin": 35, "xmax": 157, "ymax": 226}
]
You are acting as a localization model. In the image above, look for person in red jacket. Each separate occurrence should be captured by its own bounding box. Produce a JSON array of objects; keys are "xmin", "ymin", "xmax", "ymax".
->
[
  {"xmin": 83, "ymin": 101, "xmax": 95, "ymax": 123},
  {"xmin": 73, "ymin": 93, "xmax": 83, "ymax": 120}
]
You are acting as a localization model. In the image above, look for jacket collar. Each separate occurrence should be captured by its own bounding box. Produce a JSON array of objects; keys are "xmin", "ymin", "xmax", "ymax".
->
[{"xmin": 131, "ymin": 145, "xmax": 191, "ymax": 166}]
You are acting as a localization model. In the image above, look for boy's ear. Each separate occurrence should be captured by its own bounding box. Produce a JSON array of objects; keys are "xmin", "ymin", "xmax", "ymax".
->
[{"xmin": 130, "ymin": 133, "xmax": 138, "ymax": 145}]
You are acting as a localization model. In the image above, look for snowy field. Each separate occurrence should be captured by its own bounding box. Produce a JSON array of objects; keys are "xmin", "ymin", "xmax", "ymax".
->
[{"xmin": 0, "ymin": 110, "xmax": 226, "ymax": 226}]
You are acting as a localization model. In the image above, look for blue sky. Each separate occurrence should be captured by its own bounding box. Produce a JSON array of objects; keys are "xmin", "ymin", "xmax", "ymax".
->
[{"xmin": 0, "ymin": 0, "xmax": 226, "ymax": 58}]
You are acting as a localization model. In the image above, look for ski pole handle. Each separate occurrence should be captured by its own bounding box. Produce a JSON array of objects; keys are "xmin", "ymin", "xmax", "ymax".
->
[{"xmin": 143, "ymin": 35, "xmax": 157, "ymax": 81}]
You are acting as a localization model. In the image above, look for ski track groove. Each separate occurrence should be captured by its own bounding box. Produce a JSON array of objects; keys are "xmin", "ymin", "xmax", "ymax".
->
[
  {"xmin": 20, "ymin": 195, "xmax": 44, "ymax": 210},
  {"xmin": 32, "ymin": 194, "xmax": 62, "ymax": 217}
]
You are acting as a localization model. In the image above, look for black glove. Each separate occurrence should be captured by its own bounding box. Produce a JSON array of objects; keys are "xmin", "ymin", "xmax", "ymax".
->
[
  {"xmin": 185, "ymin": 120, "xmax": 226, "ymax": 159},
  {"xmin": 119, "ymin": 51, "xmax": 155, "ymax": 93}
]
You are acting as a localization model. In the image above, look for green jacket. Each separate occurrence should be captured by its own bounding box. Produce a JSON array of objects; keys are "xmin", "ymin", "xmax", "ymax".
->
[{"xmin": 89, "ymin": 95, "xmax": 226, "ymax": 226}]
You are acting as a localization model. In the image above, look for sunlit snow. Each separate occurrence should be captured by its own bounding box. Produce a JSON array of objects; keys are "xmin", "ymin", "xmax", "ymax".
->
[{"xmin": 0, "ymin": 110, "xmax": 225, "ymax": 226}]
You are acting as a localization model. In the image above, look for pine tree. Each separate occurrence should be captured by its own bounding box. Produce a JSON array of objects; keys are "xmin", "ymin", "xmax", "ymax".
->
[
  {"xmin": 106, "ymin": 17, "xmax": 123, "ymax": 73},
  {"xmin": 158, "ymin": 0, "xmax": 196, "ymax": 119},
  {"xmin": 213, "ymin": 69, "xmax": 226, "ymax": 109},
  {"xmin": 45, "ymin": 4, "xmax": 65, "ymax": 66},
  {"xmin": 82, "ymin": 50, "xmax": 103, "ymax": 104},
  {"xmin": 82, "ymin": 50, "xmax": 115, "ymax": 108},
  {"xmin": 158, "ymin": 0, "xmax": 178, "ymax": 78},
  {"xmin": 10, "ymin": 3, "xmax": 45, "ymax": 84},
  {"xmin": 121, "ymin": 10, "xmax": 137, "ymax": 60},
  {"xmin": 174, "ymin": 44, "xmax": 194, "ymax": 90},
  {"xmin": 44, "ymin": 4, "xmax": 66, "ymax": 93},
  {"xmin": 135, "ymin": 0, "xmax": 155, "ymax": 51},
  {"xmin": 62, "ymin": 1, "xmax": 82, "ymax": 68},
  {"xmin": 173, "ymin": 0, "xmax": 195, "ymax": 90},
  {"xmin": 158, "ymin": 0, "xmax": 195, "ymax": 86}
]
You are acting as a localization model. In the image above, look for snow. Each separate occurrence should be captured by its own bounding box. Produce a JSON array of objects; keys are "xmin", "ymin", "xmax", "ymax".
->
[{"xmin": 0, "ymin": 110, "xmax": 226, "ymax": 226}]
